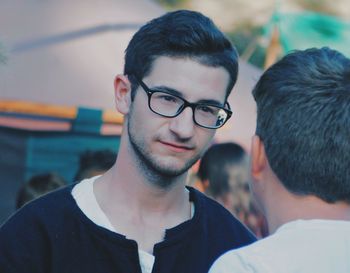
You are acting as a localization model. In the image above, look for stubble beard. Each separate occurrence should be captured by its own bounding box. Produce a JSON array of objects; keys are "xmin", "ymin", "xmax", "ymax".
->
[{"xmin": 127, "ymin": 116, "xmax": 202, "ymax": 189}]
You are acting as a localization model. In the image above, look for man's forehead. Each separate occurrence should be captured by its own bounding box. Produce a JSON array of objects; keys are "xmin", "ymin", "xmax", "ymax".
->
[{"xmin": 145, "ymin": 56, "xmax": 229, "ymax": 101}]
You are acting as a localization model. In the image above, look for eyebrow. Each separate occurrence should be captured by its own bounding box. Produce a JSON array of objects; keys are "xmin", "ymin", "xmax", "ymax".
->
[{"xmin": 151, "ymin": 85, "xmax": 224, "ymax": 107}]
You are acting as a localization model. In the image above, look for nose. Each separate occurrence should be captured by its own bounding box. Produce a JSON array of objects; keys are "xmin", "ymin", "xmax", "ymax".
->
[{"xmin": 169, "ymin": 107, "xmax": 195, "ymax": 140}]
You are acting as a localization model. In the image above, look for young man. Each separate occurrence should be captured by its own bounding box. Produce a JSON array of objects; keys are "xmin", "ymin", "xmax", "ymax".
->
[
  {"xmin": 209, "ymin": 47, "xmax": 350, "ymax": 273},
  {"xmin": 0, "ymin": 10, "xmax": 255, "ymax": 273}
]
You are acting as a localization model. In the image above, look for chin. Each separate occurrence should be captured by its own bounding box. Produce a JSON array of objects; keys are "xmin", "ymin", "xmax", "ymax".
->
[
  {"xmin": 149, "ymin": 153, "xmax": 200, "ymax": 176},
  {"xmin": 151, "ymin": 159, "xmax": 191, "ymax": 177}
]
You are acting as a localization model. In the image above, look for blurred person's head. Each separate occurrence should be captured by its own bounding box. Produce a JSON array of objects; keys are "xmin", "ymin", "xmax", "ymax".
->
[
  {"xmin": 16, "ymin": 172, "xmax": 66, "ymax": 209},
  {"xmin": 74, "ymin": 149, "xmax": 117, "ymax": 181},
  {"xmin": 197, "ymin": 142, "xmax": 268, "ymax": 237},
  {"xmin": 198, "ymin": 142, "xmax": 249, "ymax": 206},
  {"xmin": 251, "ymin": 47, "xmax": 350, "ymax": 232}
]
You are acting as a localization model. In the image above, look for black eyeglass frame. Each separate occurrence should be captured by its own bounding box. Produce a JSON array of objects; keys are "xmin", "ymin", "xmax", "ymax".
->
[{"xmin": 129, "ymin": 74, "xmax": 233, "ymax": 129}]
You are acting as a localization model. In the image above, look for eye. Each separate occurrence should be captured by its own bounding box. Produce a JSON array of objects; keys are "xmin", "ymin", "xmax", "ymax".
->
[
  {"xmin": 197, "ymin": 105, "xmax": 216, "ymax": 114},
  {"xmin": 153, "ymin": 92, "xmax": 180, "ymax": 104},
  {"xmin": 160, "ymin": 94, "xmax": 177, "ymax": 102}
]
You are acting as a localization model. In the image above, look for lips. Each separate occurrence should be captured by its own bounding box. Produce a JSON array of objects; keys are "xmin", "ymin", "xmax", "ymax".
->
[{"xmin": 159, "ymin": 141, "xmax": 194, "ymax": 152}]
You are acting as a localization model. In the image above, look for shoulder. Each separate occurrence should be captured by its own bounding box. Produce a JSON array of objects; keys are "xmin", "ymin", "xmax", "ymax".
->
[
  {"xmin": 0, "ymin": 184, "xmax": 83, "ymax": 260},
  {"xmin": 0, "ymin": 185, "xmax": 79, "ymax": 272},
  {"xmin": 209, "ymin": 237, "xmax": 274, "ymax": 273},
  {"xmin": 21, "ymin": 184, "xmax": 75, "ymax": 213},
  {"xmin": 1, "ymin": 184, "xmax": 76, "ymax": 233},
  {"xmin": 188, "ymin": 187, "xmax": 256, "ymax": 245},
  {"xmin": 210, "ymin": 229, "xmax": 297, "ymax": 273},
  {"xmin": 188, "ymin": 186, "xmax": 231, "ymax": 216},
  {"xmin": 209, "ymin": 249, "xmax": 254, "ymax": 273},
  {"xmin": 189, "ymin": 186, "xmax": 253, "ymax": 230}
]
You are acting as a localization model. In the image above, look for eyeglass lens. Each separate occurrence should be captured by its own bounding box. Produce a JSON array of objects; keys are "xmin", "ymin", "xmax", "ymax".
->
[{"xmin": 149, "ymin": 91, "xmax": 228, "ymax": 128}]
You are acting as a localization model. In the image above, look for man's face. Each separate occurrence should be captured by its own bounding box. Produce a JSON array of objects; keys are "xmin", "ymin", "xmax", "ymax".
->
[{"xmin": 127, "ymin": 56, "xmax": 230, "ymax": 178}]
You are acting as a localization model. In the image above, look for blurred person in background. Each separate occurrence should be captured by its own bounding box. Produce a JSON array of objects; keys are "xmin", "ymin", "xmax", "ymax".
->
[
  {"xmin": 210, "ymin": 47, "xmax": 350, "ymax": 273},
  {"xmin": 16, "ymin": 172, "xmax": 66, "ymax": 209},
  {"xmin": 197, "ymin": 142, "xmax": 268, "ymax": 238},
  {"xmin": 0, "ymin": 10, "xmax": 255, "ymax": 273},
  {"xmin": 74, "ymin": 149, "xmax": 117, "ymax": 182}
]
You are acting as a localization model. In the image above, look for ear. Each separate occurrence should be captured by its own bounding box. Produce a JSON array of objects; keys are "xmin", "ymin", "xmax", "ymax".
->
[
  {"xmin": 114, "ymin": 74, "xmax": 132, "ymax": 115},
  {"xmin": 250, "ymin": 135, "xmax": 268, "ymax": 181}
]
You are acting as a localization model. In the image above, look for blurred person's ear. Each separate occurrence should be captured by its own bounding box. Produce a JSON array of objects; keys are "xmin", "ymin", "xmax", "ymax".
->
[{"xmin": 114, "ymin": 74, "xmax": 132, "ymax": 115}]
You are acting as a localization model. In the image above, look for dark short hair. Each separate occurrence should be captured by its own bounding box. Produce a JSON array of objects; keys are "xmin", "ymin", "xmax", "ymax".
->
[
  {"xmin": 74, "ymin": 149, "xmax": 117, "ymax": 181},
  {"xmin": 197, "ymin": 142, "xmax": 247, "ymax": 198},
  {"xmin": 16, "ymin": 172, "xmax": 66, "ymax": 209},
  {"xmin": 124, "ymin": 10, "xmax": 238, "ymax": 100},
  {"xmin": 253, "ymin": 47, "xmax": 350, "ymax": 203}
]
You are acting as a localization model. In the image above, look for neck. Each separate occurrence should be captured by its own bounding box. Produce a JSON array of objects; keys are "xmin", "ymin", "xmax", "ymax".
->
[
  {"xmin": 265, "ymin": 192, "xmax": 350, "ymax": 233},
  {"xmin": 95, "ymin": 131, "xmax": 190, "ymax": 216}
]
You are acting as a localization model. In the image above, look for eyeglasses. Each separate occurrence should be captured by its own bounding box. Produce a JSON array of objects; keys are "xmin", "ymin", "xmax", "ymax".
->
[{"xmin": 130, "ymin": 74, "xmax": 232, "ymax": 129}]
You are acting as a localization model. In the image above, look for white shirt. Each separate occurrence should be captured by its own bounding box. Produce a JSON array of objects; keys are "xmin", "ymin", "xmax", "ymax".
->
[{"xmin": 209, "ymin": 219, "xmax": 350, "ymax": 273}]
